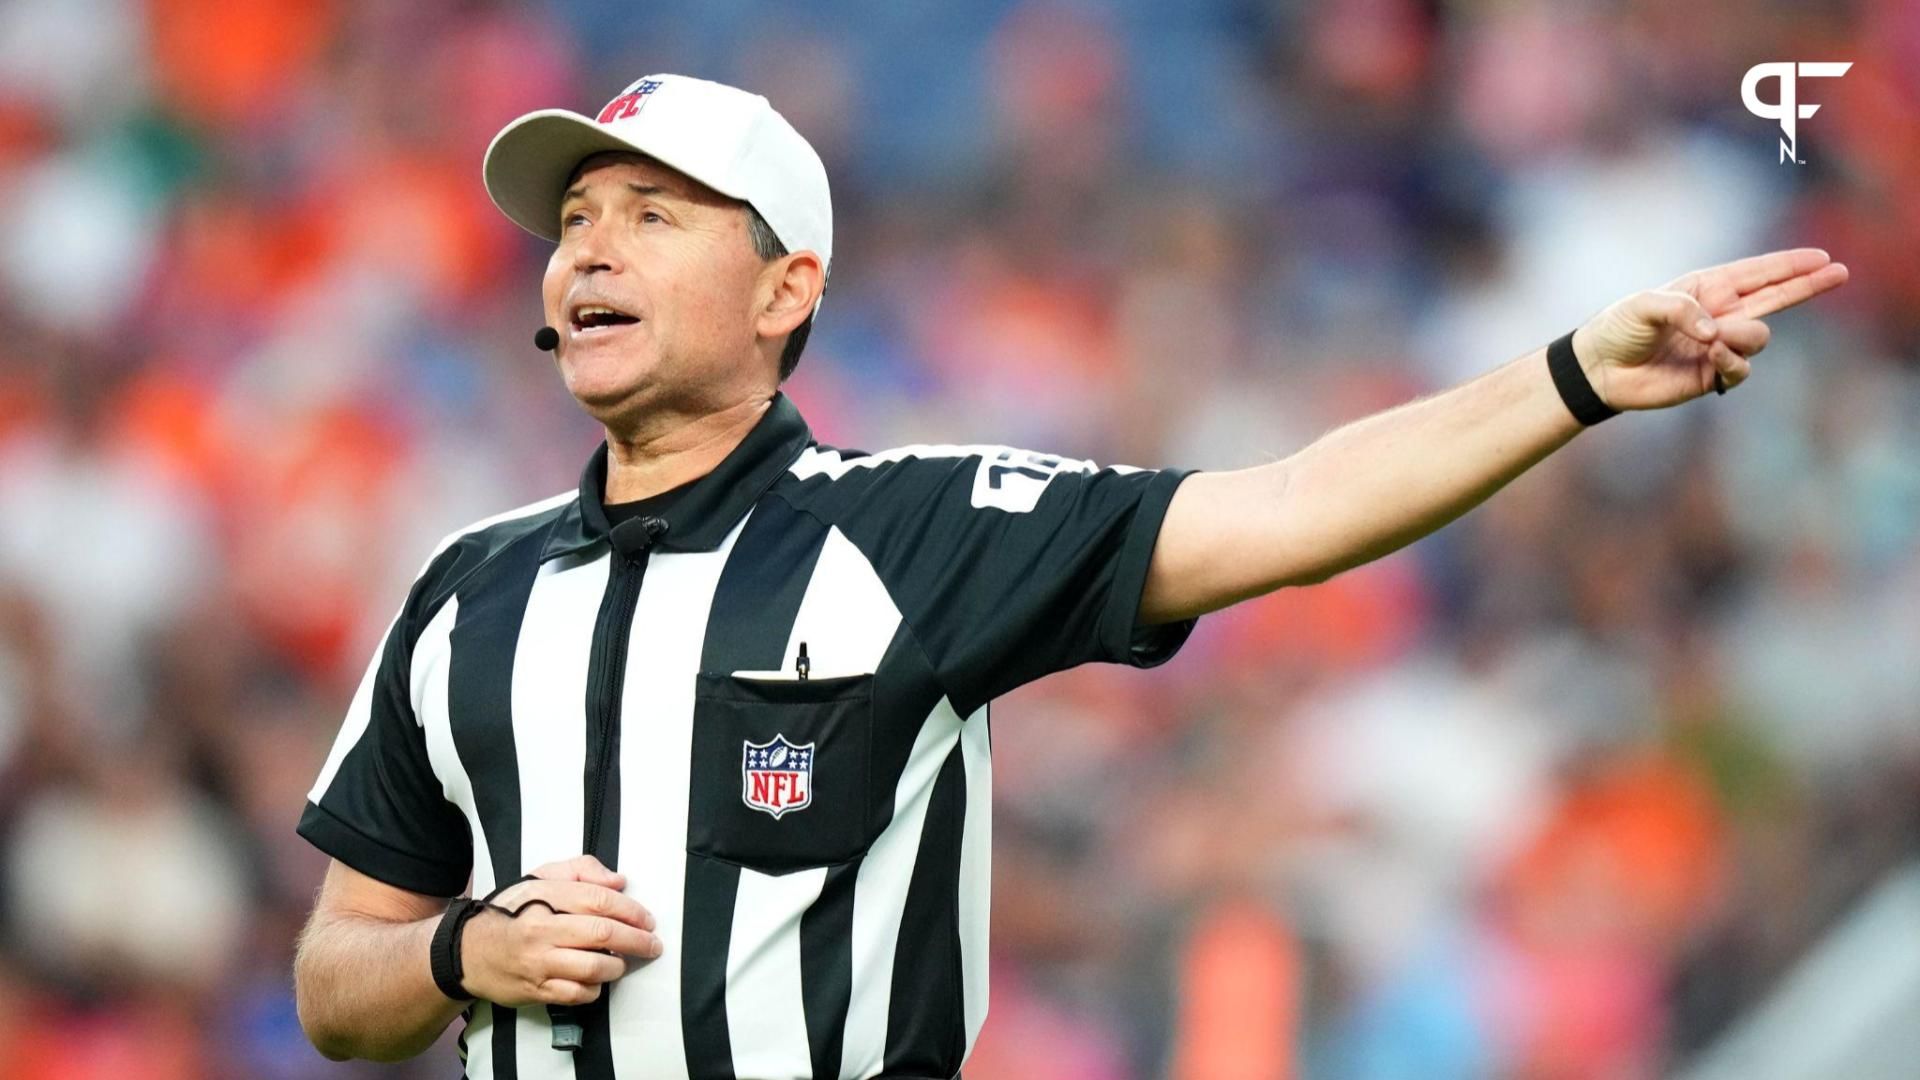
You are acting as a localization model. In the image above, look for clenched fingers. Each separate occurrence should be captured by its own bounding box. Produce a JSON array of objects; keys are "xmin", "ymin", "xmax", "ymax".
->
[
  {"xmin": 1714, "ymin": 317, "xmax": 1770, "ymax": 356},
  {"xmin": 1633, "ymin": 289, "xmax": 1719, "ymax": 342},
  {"xmin": 1707, "ymin": 341, "xmax": 1752, "ymax": 391}
]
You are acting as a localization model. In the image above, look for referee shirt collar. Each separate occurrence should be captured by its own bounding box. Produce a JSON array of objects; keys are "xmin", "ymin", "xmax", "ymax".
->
[{"xmin": 540, "ymin": 392, "xmax": 813, "ymax": 561}]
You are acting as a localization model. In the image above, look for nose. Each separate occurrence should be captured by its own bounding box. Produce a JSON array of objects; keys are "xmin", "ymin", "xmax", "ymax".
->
[{"xmin": 570, "ymin": 219, "xmax": 621, "ymax": 276}]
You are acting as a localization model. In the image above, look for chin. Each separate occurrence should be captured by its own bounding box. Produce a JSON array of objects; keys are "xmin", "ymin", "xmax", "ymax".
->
[
  {"xmin": 567, "ymin": 380, "xmax": 645, "ymax": 414},
  {"xmin": 562, "ymin": 356, "xmax": 654, "ymax": 403}
]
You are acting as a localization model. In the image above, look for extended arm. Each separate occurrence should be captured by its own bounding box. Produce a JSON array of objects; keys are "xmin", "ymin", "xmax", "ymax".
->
[{"xmin": 1140, "ymin": 248, "xmax": 1849, "ymax": 624}]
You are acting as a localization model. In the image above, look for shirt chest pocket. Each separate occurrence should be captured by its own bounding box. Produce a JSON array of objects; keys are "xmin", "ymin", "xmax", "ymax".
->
[{"xmin": 688, "ymin": 671, "xmax": 875, "ymax": 874}]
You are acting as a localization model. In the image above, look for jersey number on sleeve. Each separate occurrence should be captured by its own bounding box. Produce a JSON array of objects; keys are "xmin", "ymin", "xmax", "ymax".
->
[{"xmin": 970, "ymin": 448, "xmax": 1089, "ymax": 513}]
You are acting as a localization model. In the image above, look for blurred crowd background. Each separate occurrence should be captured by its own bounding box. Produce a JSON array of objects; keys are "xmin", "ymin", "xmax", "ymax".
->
[{"xmin": 0, "ymin": 0, "xmax": 1916, "ymax": 1077}]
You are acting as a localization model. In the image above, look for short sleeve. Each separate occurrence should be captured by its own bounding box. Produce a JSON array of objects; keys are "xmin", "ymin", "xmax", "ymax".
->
[
  {"xmin": 296, "ymin": 589, "xmax": 472, "ymax": 897},
  {"xmin": 805, "ymin": 446, "xmax": 1201, "ymax": 715}
]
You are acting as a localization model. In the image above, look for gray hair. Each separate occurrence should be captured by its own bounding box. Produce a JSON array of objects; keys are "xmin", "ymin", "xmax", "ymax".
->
[{"xmin": 746, "ymin": 206, "xmax": 814, "ymax": 382}]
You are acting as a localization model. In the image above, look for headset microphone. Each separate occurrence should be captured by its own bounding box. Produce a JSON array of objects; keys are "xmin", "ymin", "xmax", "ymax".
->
[{"xmin": 534, "ymin": 326, "xmax": 560, "ymax": 351}]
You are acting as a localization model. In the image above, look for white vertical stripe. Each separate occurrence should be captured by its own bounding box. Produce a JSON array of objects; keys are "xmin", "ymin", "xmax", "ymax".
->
[
  {"xmin": 307, "ymin": 611, "xmax": 398, "ymax": 802},
  {"xmin": 725, "ymin": 867, "xmax": 828, "ymax": 1079},
  {"xmin": 509, "ymin": 553, "xmax": 610, "ymax": 1079},
  {"xmin": 695, "ymin": 526, "xmax": 903, "ymax": 1078},
  {"xmin": 608, "ymin": 514, "xmax": 751, "ymax": 1076},
  {"xmin": 957, "ymin": 702, "xmax": 993, "ymax": 1058},
  {"xmin": 462, "ymin": 1002, "xmax": 496, "ymax": 1080},
  {"xmin": 841, "ymin": 700, "xmax": 964, "ymax": 1079},
  {"xmin": 782, "ymin": 527, "xmax": 902, "ymax": 672},
  {"xmin": 413, "ymin": 598, "xmax": 481, "ymax": 890},
  {"xmin": 412, "ymin": 597, "xmax": 496, "ymax": 1080}
]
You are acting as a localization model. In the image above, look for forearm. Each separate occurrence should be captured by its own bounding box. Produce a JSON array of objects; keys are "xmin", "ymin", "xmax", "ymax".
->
[
  {"xmin": 1142, "ymin": 249, "xmax": 1845, "ymax": 625},
  {"xmin": 294, "ymin": 910, "xmax": 468, "ymax": 1062},
  {"xmin": 1273, "ymin": 344, "xmax": 1581, "ymax": 583}
]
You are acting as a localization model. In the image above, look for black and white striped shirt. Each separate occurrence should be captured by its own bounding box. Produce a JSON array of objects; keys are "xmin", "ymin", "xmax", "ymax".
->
[{"xmin": 298, "ymin": 392, "xmax": 1199, "ymax": 1079}]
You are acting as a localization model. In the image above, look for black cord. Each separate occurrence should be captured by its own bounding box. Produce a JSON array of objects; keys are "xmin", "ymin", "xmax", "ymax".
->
[
  {"xmin": 432, "ymin": 874, "xmax": 544, "ymax": 1000},
  {"xmin": 480, "ymin": 875, "xmax": 594, "ymax": 1052},
  {"xmin": 434, "ymin": 873, "xmax": 602, "ymax": 1051},
  {"xmin": 480, "ymin": 897, "xmax": 560, "ymax": 920}
]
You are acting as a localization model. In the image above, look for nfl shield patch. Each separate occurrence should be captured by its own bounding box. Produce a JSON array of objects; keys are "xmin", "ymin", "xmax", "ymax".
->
[{"xmin": 742, "ymin": 735, "xmax": 814, "ymax": 819}]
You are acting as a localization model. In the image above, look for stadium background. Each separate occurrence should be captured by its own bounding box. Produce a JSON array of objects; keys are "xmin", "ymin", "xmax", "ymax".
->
[{"xmin": 0, "ymin": 0, "xmax": 1915, "ymax": 1077}]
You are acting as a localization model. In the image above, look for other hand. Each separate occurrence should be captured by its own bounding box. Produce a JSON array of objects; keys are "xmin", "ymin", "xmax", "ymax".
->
[{"xmin": 458, "ymin": 855, "xmax": 662, "ymax": 1008}]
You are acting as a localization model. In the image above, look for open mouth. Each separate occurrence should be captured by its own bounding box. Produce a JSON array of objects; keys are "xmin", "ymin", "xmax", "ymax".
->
[{"xmin": 569, "ymin": 304, "xmax": 641, "ymax": 334}]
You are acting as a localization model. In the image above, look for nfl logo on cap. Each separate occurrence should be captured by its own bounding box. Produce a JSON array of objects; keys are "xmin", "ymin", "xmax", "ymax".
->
[
  {"xmin": 596, "ymin": 78, "xmax": 664, "ymax": 123},
  {"xmin": 742, "ymin": 735, "xmax": 813, "ymax": 819}
]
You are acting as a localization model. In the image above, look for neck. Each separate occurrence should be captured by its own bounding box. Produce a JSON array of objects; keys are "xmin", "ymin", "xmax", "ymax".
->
[{"xmin": 601, "ymin": 395, "xmax": 772, "ymax": 504}]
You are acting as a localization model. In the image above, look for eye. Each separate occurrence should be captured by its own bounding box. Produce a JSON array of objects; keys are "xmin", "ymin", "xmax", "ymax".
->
[
  {"xmin": 562, "ymin": 210, "xmax": 589, "ymax": 229},
  {"xmin": 640, "ymin": 210, "xmax": 665, "ymax": 225}
]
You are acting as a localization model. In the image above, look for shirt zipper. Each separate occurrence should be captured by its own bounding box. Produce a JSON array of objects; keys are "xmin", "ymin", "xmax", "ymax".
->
[
  {"xmin": 553, "ymin": 517, "xmax": 663, "ymax": 1055},
  {"xmin": 583, "ymin": 522, "xmax": 659, "ymax": 862}
]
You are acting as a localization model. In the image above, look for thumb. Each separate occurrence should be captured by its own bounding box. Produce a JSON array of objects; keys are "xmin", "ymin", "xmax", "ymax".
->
[{"xmin": 1631, "ymin": 289, "xmax": 1718, "ymax": 343}]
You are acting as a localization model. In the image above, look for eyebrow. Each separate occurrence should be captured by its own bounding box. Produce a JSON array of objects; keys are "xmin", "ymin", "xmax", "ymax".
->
[{"xmin": 561, "ymin": 182, "xmax": 673, "ymax": 205}]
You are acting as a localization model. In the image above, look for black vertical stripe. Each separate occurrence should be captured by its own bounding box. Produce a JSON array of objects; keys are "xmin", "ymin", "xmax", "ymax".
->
[
  {"xmin": 868, "ymin": 632, "xmax": 948, "ymax": 842},
  {"xmin": 883, "ymin": 743, "xmax": 968, "ymax": 1077},
  {"xmin": 801, "ymin": 859, "xmax": 860, "ymax": 1079},
  {"xmin": 700, "ymin": 497, "xmax": 828, "ymax": 669},
  {"xmin": 681, "ymin": 854, "xmax": 743, "ymax": 1079},
  {"xmin": 683, "ymin": 499, "xmax": 832, "ymax": 1078},
  {"xmin": 447, "ymin": 533, "xmax": 546, "ymax": 1080},
  {"xmin": 575, "ymin": 546, "xmax": 647, "ymax": 1080}
]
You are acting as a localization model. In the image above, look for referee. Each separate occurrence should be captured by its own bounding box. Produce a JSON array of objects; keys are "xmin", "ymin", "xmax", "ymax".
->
[{"xmin": 291, "ymin": 73, "xmax": 1847, "ymax": 1080}]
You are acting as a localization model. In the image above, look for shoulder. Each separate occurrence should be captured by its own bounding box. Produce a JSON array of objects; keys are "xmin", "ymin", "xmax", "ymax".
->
[
  {"xmin": 420, "ymin": 488, "xmax": 577, "ymax": 569},
  {"xmin": 405, "ymin": 489, "xmax": 577, "ymax": 627}
]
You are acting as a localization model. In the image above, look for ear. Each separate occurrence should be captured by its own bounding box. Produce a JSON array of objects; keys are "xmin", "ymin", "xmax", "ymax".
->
[{"xmin": 754, "ymin": 250, "xmax": 826, "ymax": 342}]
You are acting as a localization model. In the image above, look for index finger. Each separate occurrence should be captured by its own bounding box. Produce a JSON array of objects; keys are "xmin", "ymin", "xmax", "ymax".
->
[
  {"xmin": 1674, "ymin": 248, "xmax": 1842, "ymax": 317},
  {"xmin": 1730, "ymin": 260, "xmax": 1850, "ymax": 319},
  {"xmin": 1700, "ymin": 247, "xmax": 1835, "ymax": 295},
  {"xmin": 510, "ymin": 879, "xmax": 655, "ymax": 930}
]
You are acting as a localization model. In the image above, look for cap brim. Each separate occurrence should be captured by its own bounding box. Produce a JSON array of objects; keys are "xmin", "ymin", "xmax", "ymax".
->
[{"xmin": 482, "ymin": 110, "xmax": 749, "ymax": 243}]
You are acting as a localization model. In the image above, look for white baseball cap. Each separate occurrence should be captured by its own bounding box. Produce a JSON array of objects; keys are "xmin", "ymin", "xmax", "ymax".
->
[{"xmin": 484, "ymin": 73, "xmax": 832, "ymax": 310}]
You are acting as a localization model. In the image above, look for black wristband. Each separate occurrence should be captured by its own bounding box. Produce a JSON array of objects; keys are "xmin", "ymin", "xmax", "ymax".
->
[
  {"xmin": 430, "ymin": 874, "xmax": 540, "ymax": 1001},
  {"xmin": 430, "ymin": 897, "xmax": 487, "ymax": 1001},
  {"xmin": 1547, "ymin": 331, "xmax": 1619, "ymax": 425}
]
